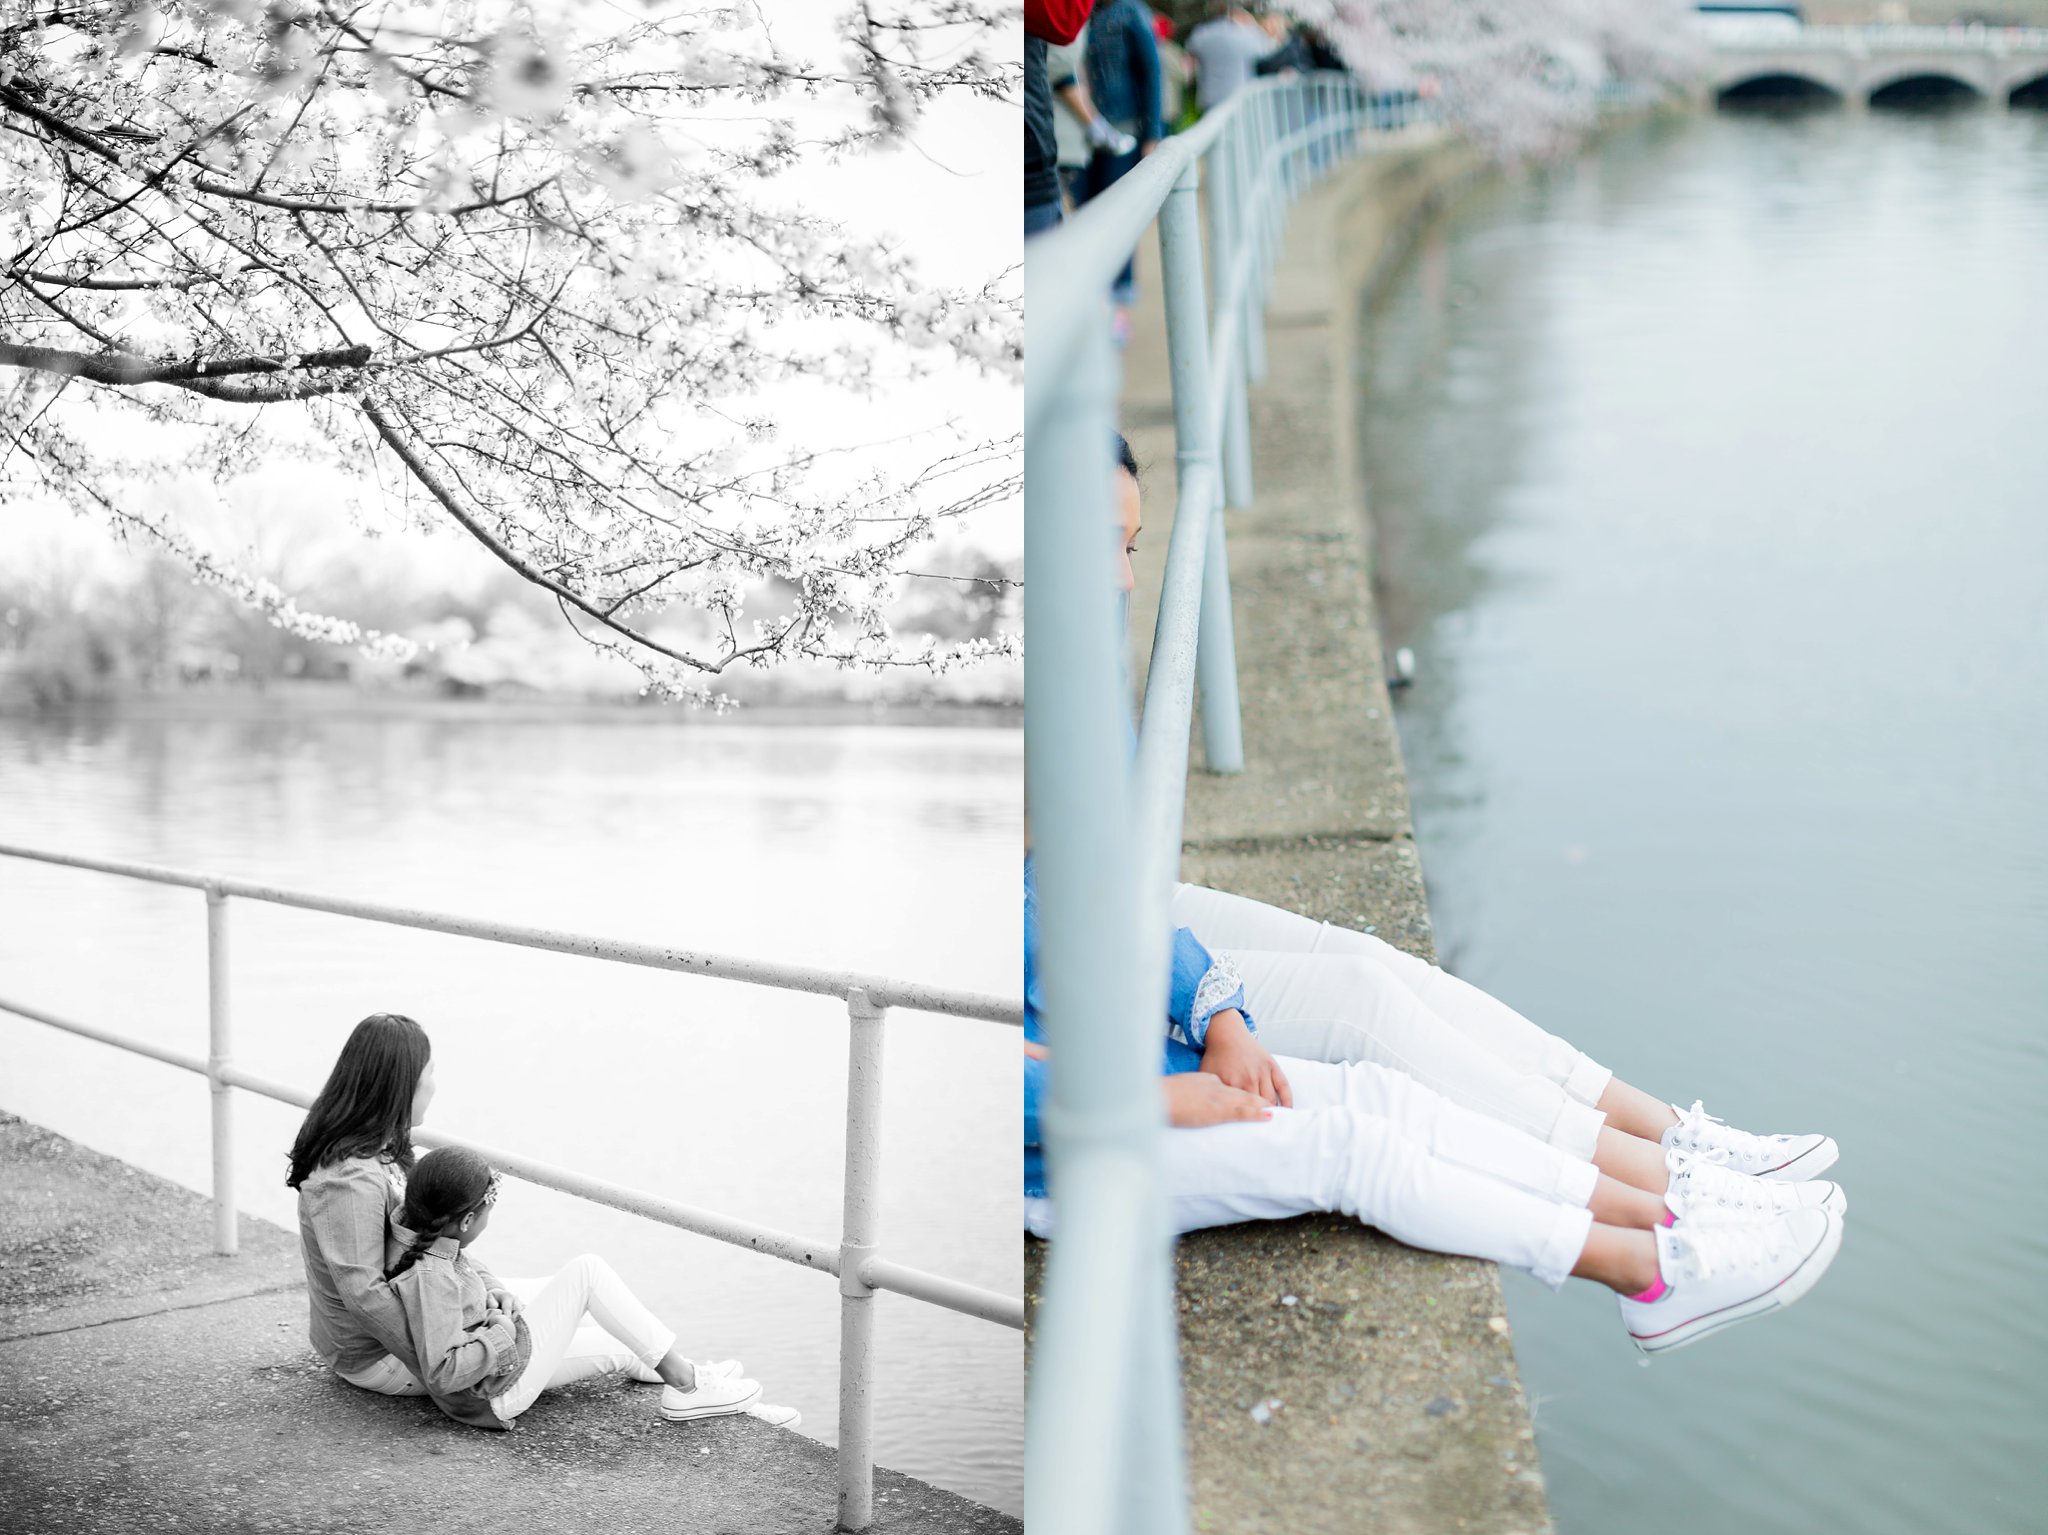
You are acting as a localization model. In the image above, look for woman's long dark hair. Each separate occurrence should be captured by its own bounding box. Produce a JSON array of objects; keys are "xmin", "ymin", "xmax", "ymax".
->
[
  {"xmin": 386, "ymin": 1147, "xmax": 495, "ymax": 1280},
  {"xmin": 285, "ymin": 1013, "xmax": 431, "ymax": 1189}
]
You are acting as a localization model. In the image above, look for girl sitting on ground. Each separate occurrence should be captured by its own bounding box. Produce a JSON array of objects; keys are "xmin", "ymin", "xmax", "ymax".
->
[{"xmin": 383, "ymin": 1145, "xmax": 787, "ymax": 1429}]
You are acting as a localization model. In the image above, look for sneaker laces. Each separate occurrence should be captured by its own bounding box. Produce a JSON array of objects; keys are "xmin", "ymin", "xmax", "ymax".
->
[
  {"xmin": 1671, "ymin": 1102, "xmax": 1792, "ymax": 1166},
  {"xmin": 1669, "ymin": 1151, "xmax": 1776, "ymax": 1214},
  {"xmin": 1665, "ymin": 1220, "xmax": 1790, "ymax": 1285},
  {"xmin": 1670, "ymin": 1146, "xmax": 1737, "ymax": 1179},
  {"xmin": 1673, "ymin": 1099, "xmax": 1725, "ymax": 1138}
]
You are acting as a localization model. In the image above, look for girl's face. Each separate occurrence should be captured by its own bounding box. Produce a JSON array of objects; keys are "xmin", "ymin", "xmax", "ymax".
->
[
  {"xmin": 410, "ymin": 1057, "xmax": 437, "ymax": 1128},
  {"xmin": 1115, "ymin": 467, "xmax": 1143, "ymax": 594}
]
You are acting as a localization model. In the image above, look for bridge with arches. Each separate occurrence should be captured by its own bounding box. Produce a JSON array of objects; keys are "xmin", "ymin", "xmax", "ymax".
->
[{"xmin": 1708, "ymin": 25, "xmax": 2048, "ymax": 108}]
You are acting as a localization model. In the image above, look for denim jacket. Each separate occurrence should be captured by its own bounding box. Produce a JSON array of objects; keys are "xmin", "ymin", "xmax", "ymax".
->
[
  {"xmin": 1084, "ymin": 0, "xmax": 1163, "ymax": 143},
  {"xmin": 296, "ymin": 1156, "xmax": 419, "ymax": 1378},
  {"xmin": 385, "ymin": 1234, "xmax": 533, "ymax": 1430},
  {"xmin": 1023, "ymin": 856, "xmax": 1254, "ymax": 1197}
]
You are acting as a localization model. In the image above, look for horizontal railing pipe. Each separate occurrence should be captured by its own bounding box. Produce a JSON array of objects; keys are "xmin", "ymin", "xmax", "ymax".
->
[
  {"xmin": 0, "ymin": 994, "xmax": 211, "ymax": 1077},
  {"xmin": 0, "ymin": 842, "xmax": 1018, "ymax": 1024},
  {"xmin": 429, "ymin": 1130, "xmax": 848, "ymax": 1278},
  {"xmin": 1025, "ymin": 129, "xmax": 1236, "ymax": 409},
  {"xmin": 861, "ymin": 1257, "xmax": 1025, "ymax": 1330}
]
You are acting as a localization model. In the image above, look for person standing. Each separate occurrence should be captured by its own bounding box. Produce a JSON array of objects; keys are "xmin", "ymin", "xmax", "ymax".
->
[
  {"xmin": 1051, "ymin": 26, "xmax": 1137, "ymax": 212},
  {"xmin": 1080, "ymin": 0, "xmax": 1162, "ymax": 337},
  {"xmin": 1183, "ymin": 3, "xmax": 1276, "ymax": 114},
  {"xmin": 1026, "ymin": 0, "xmax": 1095, "ymax": 237}
]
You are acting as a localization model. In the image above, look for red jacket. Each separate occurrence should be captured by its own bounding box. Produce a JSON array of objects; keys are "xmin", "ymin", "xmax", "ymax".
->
[{"xmin": 1026, "ymin": 0, "xmax": 1091, "ymax": 45}]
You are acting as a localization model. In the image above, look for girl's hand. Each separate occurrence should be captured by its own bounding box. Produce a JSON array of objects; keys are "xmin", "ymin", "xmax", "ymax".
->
[
  {"xmin": 486, "ymin": 1286, "xmax": 522, "ymax": 1317},
  {"xmin": 1199, "ymin": 1010, "xmax": 1292, "ymax": 1107},
  {"xmin": 1024, "ymin": 1040, "xmax": 1049, "ymax": 1061},
  {"xmin": 1163, "ymin": 1071, "xmax": 1273, "ymax": 1128}
]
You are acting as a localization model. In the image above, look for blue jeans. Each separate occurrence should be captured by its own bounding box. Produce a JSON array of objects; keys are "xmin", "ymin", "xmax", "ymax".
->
[
  {"xmin": 1081, "ymin": 146, "xmax": 1143, "ymax": 305},
  {"xmin": 1025, "ymin": 197, "xmax": 1063, "ymax": 238}
]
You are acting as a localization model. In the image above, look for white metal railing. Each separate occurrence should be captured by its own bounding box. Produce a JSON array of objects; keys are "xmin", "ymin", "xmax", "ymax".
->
[
  {"xmin": 1023, "ymin": 73, "xmax": 1437, "ymax": 1535},
  {"xmin": 0, "ymin": 840, "xmax": 1022, "ymax": 1533}
]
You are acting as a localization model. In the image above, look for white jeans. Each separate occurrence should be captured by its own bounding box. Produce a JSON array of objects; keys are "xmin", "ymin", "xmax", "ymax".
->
[
  {"xmin": 489, "ymin": 1255, "xmax": 678, "ymax": 1422},
  {"xmin": 335, "ymin": 1260, "xmax": 672, "ymax": 1412},
  {"xmin": 1171, "ymin": 883, "xmax": 1613, "ymax": 1160},
  {"xmin": 1025, "ymin": 1056, "xmax": 1599, "ymax": 1289}
]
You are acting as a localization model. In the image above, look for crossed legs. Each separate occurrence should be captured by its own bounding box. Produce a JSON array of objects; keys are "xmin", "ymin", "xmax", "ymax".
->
[
  {"xmin": 1161, "ymin": 1056, "xmax": 1662, "ymax": 1291},
  {"xmin": 1171, "ymin": 883, "xmax": 1682, "ymax": 1199},
  {"xmin": 493, "ymin": 1257, "xmax": 694, "ymax": 1421}
]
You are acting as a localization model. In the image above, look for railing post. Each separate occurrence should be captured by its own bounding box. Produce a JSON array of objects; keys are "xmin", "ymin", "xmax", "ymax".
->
[
  {"xmin": 1208, "ymin": 129, "xmax": 1256, "ymax": 513},
  {"xmin": 1158, "ymin": 145, "xmax": 1245, "ymax": 775},
  {"xmin": 205, "ymin": 885, "xmax": 236, "ymax": 1256},
  {"xmin": 1247, "ymin": 97, "xmax": 1271, "ymax": 383},
  {"xmin": 836, "ymin": 987, "xmax": 887, "ymax": 1532}
]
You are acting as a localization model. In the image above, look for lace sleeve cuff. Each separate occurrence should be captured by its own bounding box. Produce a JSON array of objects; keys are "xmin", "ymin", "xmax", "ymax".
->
[{"xmin": 1176, "ymin": 952, "xmax": 1251, "ymax": 1050}]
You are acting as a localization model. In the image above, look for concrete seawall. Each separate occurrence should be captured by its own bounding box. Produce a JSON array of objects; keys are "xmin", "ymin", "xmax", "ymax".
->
[{"xmin": 1026, "ymin": 136, "xmax": 1557, "ymax": 1534}]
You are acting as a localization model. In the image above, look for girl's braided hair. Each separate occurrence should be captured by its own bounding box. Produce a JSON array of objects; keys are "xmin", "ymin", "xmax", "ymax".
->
[{"xmin": 386, "ymin": 1146, "xmax": 497, "ymax": 1280}]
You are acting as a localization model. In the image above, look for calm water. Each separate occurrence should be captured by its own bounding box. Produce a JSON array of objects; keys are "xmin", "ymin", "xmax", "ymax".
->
[
  {"xmin": 1361, "ymin": 109, "xmax": 2048, "ymax": 1534},
  {"xmin": 0, "ymin": 712, "xmax": 1020, "ymax": 1513}
]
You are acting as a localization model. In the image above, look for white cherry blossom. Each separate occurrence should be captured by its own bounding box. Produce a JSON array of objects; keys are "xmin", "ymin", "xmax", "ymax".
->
[{"xmin": 0, "ymin": 0, "xmax": 1021, "ymax": 694}]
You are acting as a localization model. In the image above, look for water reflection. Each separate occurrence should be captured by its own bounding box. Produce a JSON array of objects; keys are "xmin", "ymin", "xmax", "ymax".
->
[{"xmin": 1363, "ymin": 109, "xmax": 2048, "ymax": 1535}]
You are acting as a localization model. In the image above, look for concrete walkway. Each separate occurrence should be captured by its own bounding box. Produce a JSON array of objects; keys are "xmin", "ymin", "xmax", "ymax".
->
[
  {"xmin": 0, "ymin": 1113, "xmax": 1018, "ymax": 1535},
  {"xmin": 1027, "ymin": 140, "xmax": 1554, "ymax": 1535}
]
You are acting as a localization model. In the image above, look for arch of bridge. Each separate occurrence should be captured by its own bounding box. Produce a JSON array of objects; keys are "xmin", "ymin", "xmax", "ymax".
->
[
  {"xmin": 1710, "ymin": 40, "xmax": 2048, "ymax": 103},
  {"xmin": 1709, "ymin": 52, "xmax": 1853, "ymax": 96},
  {"xmin": 1859, "ymin": 56, "xmax": 1992, "ymax": 96},
  {"xmin": 1997, "ymin": 61, "xmax": 2048, "ymax": 99}
]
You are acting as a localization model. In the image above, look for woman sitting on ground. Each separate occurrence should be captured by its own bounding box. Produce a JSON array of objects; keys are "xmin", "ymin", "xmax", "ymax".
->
[{"xmin": 285, "ymin": 1012, "xmax": 778, "ymax": 1423}]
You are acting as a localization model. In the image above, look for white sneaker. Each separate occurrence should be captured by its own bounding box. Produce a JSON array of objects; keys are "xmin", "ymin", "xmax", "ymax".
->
[
  {"xmin": 658, "ymin": 1375, "xmax": 763, "ymax": 1421},
  {"xmin": 1619, "ymin": 1209, "xmax": 1843, "ymax": 1354},
  {"xmin": 1663, "ymin": 1100, "xmax": 1838, "ymax": 1181},
  {"xmin": 629, "ymin": 1356, "xmax": 743, "ymax": 1386},
  {"xmin": 1666, "ymin": 1149, "xmax": 1846, "ymax": 1223},
  {"xmin": 746, "ymin": 1402, "xmax": 802, "ymax": 1429}
]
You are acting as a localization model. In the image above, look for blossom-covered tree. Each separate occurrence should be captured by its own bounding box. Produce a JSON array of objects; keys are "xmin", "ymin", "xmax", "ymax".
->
[
  {"xmin": 1279, "ymin": 0, "xmax": 1702, "ymax": 160},
  {"xmin": 0, "ymin": 0, "xmax": 1021, "ymax": 700}
]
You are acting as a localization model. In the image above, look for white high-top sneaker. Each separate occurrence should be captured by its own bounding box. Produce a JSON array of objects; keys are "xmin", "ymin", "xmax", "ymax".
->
[
  {"xmin": 1619, "ymin": 1209, "xmax": 1844, "ymax": 1354},
  {"xmin": 1665, "ymin": 1148, "xmax": 1846, "ymax": 1224},
  {"xmin": 1663, "ymin": 1099, "xmax": 1838, "ymax": 1181},
  {"xmin": 659, "ymin": 1373, "xmax": 763, "ymax": 1421}
]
